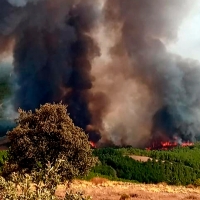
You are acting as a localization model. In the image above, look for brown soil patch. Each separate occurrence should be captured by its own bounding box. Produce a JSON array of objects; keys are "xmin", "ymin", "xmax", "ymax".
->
[
  {"xmin": 128, "ymin": 155, "xmax": 169, "ymax": 164},
  {"xmin": 56, "ymin": 180, "xmax": 200, "ymax": 200}
]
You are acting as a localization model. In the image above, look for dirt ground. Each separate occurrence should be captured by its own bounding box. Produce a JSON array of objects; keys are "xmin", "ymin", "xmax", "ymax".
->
[
  {"xmin": 56, "ymin": 179, "xmax": 200, "ymax": 200},
  {"xmin": 128, "ymin": 155, "xmax": 152, "ymax": 162}
]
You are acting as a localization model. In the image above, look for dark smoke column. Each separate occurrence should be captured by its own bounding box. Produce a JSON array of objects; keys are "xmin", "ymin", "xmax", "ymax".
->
[{"xmin": 0, "ymin": 0, "xmax": 101, "ymax": 141}]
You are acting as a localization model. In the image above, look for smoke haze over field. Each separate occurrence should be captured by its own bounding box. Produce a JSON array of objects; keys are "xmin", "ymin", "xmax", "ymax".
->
[{"xmin": 0, "ymin": 0, "xmax": 200, "ymax": 147}]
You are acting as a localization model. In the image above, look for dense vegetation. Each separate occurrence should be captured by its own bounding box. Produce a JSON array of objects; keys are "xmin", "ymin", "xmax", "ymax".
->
[{"xmin": 88, "ymin": 145, "xmax": 200, "ymax": 186}]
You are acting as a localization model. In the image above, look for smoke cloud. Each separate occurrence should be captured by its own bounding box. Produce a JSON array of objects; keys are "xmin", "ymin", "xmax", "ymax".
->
[
  {"xmin": 0, "ymin": 0, "xmax": 106, "ymax": 142},
  {"xmin": 100, "ymin": 0, "xmax": 200, "ymax": 146},
  {"xmin": 0, "ymin": 0, "xmax": 200, "ymax": 147}
]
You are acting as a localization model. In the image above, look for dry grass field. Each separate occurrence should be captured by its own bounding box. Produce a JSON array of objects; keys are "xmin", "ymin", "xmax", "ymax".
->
[{"xmin": 56, "ymin": 178, "xmax": 200, "ymax": 200}]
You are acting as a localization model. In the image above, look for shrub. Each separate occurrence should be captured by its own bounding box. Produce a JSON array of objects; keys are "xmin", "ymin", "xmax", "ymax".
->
[
  {"xmin": 0, "ymin": 171, "xmax": 57, "ymax": 199},
  {"xmin": 0, "ymin": 159, "xmax": 92, "ymax": 200},
  {"xmin": 119, "ymin": 194, "xmax": 130, "ymax": 200},
  {"xmin": 92, "ymin": 164, "xmax": 117, "ymax": 178},
  {"xmin": 3, "ymin": 103, "xmax": 97, "ymax": 183},
  {"xmin": 0, "ymin": 150, "xmax": 8, "ymax": 170},
  {"xmin": 194, "ymin": 178, "xmax": 200, "ymax": 187},
  {"xmin": 186, "ymin": 184, "xmax": 195, "ymax": 189}
]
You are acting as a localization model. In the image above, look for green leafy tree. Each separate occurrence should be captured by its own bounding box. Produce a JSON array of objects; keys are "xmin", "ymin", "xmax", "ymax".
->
[{"xmin": 3, "ymin": 103, "xmax": 97, "ymax": 182}]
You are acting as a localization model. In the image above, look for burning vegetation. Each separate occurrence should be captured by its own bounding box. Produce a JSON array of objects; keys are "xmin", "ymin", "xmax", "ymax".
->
[{"xmin": 146, "ymin": 140, "xmax": 194, "ymax": 151}]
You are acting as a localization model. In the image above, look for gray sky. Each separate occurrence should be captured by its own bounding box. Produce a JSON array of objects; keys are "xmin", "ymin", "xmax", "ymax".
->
[{"xmin": 168, "ymin": 1, "xmax": 200, "ymax": 61}]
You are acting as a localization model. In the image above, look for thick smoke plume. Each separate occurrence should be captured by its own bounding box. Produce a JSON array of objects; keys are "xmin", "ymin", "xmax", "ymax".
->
[
  {"xmin": 0, "ymin": 0, "xmax": 104, "ymax": 142},
  {"xmin": 0, "ymin": 0, "xmax": 200, "ymax": 147},
  {"xmin": 100, "ymin": 0, "xmax": 200, "ymax": 146}
]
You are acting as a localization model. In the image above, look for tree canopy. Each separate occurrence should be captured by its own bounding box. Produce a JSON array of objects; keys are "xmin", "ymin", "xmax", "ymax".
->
[{"xmin": 4, "ymin": 103, "xmax": 97, "ymax": 181}]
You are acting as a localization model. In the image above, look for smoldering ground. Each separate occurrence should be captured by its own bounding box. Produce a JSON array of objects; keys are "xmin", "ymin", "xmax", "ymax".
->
[{"xmin": 0, "ymin": 0, "xmax": 200, "ymax": 147}]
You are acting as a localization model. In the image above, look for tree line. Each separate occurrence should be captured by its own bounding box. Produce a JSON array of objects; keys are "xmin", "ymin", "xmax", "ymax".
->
[{"xmin": 90, "ymin": 147, "xmax": 200, "ymax": 185}]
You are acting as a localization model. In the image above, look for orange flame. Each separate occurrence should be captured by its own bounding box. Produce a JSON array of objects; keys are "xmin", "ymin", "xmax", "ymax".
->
[
  {"xmin": 146, "ymin": 140, "xmax": 194, "ymax": 150},
  {"xmin": 90, "ymin": 141, "xmax": 96, "ymax": 148}
]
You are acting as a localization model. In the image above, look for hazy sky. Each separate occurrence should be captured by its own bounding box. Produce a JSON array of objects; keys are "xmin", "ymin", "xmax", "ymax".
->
[{"xmin": 168, "ymin": 1, "xmax": 200, "ymax": 61}]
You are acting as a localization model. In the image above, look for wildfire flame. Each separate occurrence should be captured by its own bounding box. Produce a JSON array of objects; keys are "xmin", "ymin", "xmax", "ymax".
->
[
  {"xmin": 90, "ymin": 141, "xmax": 96, "ymax": 148},
  {"xmin": 146, "ymin": 140, "xmax": 194, "ymax": 150}
]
